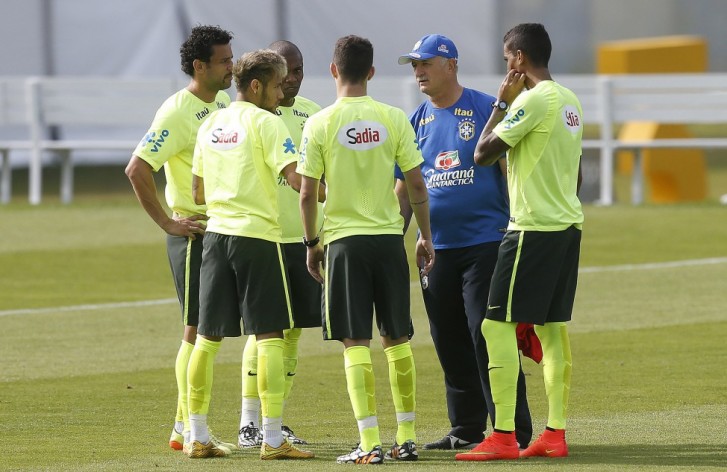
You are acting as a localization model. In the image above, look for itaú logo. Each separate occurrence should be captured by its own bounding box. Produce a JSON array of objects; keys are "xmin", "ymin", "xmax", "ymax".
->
[
  {"xmin": 208, "ymin": 126, "xmax": 245, "ymax": 150},
  {"xmin": 337, "ymin": 120, "xmax": 388, "ymax": 151}
]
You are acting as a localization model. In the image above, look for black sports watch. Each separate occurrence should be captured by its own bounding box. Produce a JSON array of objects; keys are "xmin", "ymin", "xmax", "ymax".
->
[
  {"xmin": 492, "ymin": 99, "xmax": 508, "ymax": 111},
  {"xmin": 302, "ymin": 235, "xmax": 320, "ymax": 247}
]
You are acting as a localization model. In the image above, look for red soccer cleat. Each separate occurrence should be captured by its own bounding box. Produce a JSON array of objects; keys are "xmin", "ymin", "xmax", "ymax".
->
[
  {"xmin": 455, "ymin": 431, "xmax": 519, "ymax": 461},
  {"xmin": 520, "ymin": 428, "xmax": 568, "ymax": 458}
]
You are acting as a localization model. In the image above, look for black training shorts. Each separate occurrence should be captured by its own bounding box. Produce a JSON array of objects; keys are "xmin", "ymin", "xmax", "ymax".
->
[
  {"xmin": 486, "ymin": 226, "xmax": 581, "ymax": 325},
  {"xmin": 322, "ymin": 234, "xmax": 410, "ymax": 341},
  {"xmin": 198, "ymin": 232, "xmax": 294, "ymax": 337}
]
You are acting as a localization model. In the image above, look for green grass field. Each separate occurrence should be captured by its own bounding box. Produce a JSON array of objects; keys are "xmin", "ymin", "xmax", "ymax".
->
[{"xmin": 1, "ymin": 167, "xmax": 727, "ymax": 471}]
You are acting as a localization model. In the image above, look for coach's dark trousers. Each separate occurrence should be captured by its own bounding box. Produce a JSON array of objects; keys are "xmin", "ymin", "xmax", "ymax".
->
[{"xmin": 421, "ymin": 241, "xmax": 533, "ymax": 447}]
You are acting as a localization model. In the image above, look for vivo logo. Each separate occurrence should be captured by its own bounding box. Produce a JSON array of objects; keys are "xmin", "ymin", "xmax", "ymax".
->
[{"xmin": 143, "ymin": 129, "xmax": 170, "ymax": 153}]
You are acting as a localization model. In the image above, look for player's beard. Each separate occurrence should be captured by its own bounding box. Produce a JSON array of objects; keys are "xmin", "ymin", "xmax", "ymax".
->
[
  {"xmin": 283, "ymin": 84, "xmax": 300, "ymax": 100},
  {"xmin": 221, "ymin": 74, "xmax": 233, "ymax": 90}
]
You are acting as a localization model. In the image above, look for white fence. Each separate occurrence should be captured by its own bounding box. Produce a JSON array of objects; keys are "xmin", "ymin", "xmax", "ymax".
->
[{"xmin": 2, "ymin": 73, "xmax": 727, "ymax": 205}]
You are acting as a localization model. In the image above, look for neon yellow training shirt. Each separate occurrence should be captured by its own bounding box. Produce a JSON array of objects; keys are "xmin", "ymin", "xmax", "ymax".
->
[
  {"xmin": 275, "ymin": 96, "xmax": 323, "ymax": 243},
  {"xmin": 192, "ymin": 101, "xmax": 297, "ymax": 242},
  {"xmin": 297, "ymin": 95, "xmax": 423, "ymax": 244},
  {"xmin": 493, "ymin": 80, "xmax": 584, "ymax": 231},
  {"xmin": 134, "ymin": 88, "xmax": 230, "ymax": 217}
]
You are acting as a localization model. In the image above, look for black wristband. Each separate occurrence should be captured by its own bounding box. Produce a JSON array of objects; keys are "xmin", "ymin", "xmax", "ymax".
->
[{"xmin": 302, "ymin": 236, "xmax": 320, "ymax": 247}]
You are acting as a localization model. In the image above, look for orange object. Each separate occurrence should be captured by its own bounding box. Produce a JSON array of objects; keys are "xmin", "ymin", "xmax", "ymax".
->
[{"xmin": 598, "ymin": 36, "xmax": 708, "ymax": 203}]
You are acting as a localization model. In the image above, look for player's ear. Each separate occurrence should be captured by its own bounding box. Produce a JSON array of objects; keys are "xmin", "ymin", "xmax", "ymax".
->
[
  {"xmin": 329, "ymin": 62, "xmax": 338, "ymax": 79},
  {"xmin": 250, "ymin": 78, "xmax": 260, "ymax": 95},
  {"xmin": 367, "ymin": 66, "xmax": 375, "ymax": 81},
  {"xmin": 516, "ymin": 49, "xmax": 525, "ymax": 65},
  {"xmin": 192, "ymin": 58, "xmax": 205, "ymax": 75}
]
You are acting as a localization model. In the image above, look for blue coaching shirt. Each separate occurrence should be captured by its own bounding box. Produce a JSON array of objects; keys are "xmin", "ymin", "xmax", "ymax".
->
[{"xmin": 396, "ymin": 88, "xmax": 509, "ymax": 249}]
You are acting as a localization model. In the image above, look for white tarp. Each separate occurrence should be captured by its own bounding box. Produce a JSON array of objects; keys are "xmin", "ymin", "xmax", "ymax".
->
[{"xmin": 0, "ymin": 0, "xmax": 725, "ymax": 166}]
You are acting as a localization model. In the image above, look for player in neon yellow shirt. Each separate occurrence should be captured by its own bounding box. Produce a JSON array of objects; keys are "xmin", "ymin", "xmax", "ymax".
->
[
  {"xmin": 299, "ymin": 35, "xmax": 435, "ymax": 464},
  {"xmin": 238, "ymin": 40, "xmax": 324, "ymax": 449},
  {"xmin": 187, "ymin": 49, "xmax": 313, "ymax": 461},
  {"xmin": 456, "ymin": 23, "xmax": 583, "ymax": 462},
  {"xmin": 124, "ymin": 25, "xmax": 235, "ymax": 453}
]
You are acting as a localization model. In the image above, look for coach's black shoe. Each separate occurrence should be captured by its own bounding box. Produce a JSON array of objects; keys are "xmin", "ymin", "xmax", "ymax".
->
[{"xmin": 423, "ymin": 434, "xmax": 477, "ymax": 450}]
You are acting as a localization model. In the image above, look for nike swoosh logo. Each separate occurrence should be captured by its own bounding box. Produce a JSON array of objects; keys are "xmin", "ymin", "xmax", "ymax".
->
[
  {"xmin": 418, "ymin": 135, "xmax": 430, "ymax": 143},
  {"xmin": 247, "ymin": 371, "xmax": 257, "ymax": 376},
  {"xmin": 286, "ymin": 372, "xmax": 296, "ymax": 377},
  {"xmin": 453, "ymin": 439, "xmax": 473, "ymax": 448},
  {"xmin": 545, "ymin": 449, "xmax": 557, "ymax": 454},
  {"xmin": 487, "ymin": 305, "xmax": 501, "ymax": 310},
  {"xmin": 488, "ymin": 366, "xmax": 503, "ymax": 372}
]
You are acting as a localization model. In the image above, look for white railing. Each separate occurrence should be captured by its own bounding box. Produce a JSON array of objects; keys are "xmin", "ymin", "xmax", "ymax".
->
[{"xmin": 2, "ymin": 73, "xmax": 727, "ymax": 204}]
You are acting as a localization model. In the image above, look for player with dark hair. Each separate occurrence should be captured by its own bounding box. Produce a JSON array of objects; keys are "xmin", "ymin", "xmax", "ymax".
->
[
  {"xmin": 179, "ymin": 25, "xmax": 235, "ymax": 77},
  {"xmin": 125, "ymin": 24, "xmax": 235, "ymax": 453},
  {"xmin": 237, "ymin": 39, "xmax": 324, "ymax": 449},
  {"xmin": 456, "ymin": 22, "xmax": 583, "ymax": 462},
  {"xmin": 299, "ymin": 34, "xmax": 435, "ymax": 464},
  {"xmin": 186, "ymin": 49, "xmax": 314, "ymax": 460},
  {"xmin": 396, "ymin": 33, "xmax": 533, "ymax": 452},
  {"xmin": 501, "ymin": 22, "xmax": 552, "ymax": 67}
]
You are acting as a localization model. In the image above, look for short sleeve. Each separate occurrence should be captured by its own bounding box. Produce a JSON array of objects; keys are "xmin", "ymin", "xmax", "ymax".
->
[
  {"xmin": 296, "ymin": 116, "xmax": 325, "ymax": 179},
  {"xmin": 133, "ymin": 107, "xmax": 192, "ymax": 171},
  {"xmin": 261, "ymin": 114, "xmax": 297, "ymax": 174},
  {"xmin": 393, "ymin": 109, "xmax": 424, "ymax": 173},
  {"xmin": 493, "ymin": 91, "xmax": 547, "ymax": 149}
]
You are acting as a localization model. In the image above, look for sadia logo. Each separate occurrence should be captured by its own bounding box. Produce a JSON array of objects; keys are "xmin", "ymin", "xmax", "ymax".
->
[
  {"xmin": 562, "ymin": 105, "xmax": 582, "ymax": 134},
  {"xmin": 337, "ymin": 120, "xmax": 388, "ymax": 151},
  {"xmin": 209, "ymin": 126, "xmax": 244, "ymax": 150},
  {"xmin": 434, "ymin": 150, "xmax": 461, "ymax": 170}
]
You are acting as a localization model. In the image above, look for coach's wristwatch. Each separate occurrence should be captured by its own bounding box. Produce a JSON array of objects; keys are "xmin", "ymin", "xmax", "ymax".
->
[
  {"xmin": 302, "ymin": 235, "xmax": 320, "ymax": 247},
  {"xmin": 492, "ymin": 99, "xmax": 508, "ymax": 111}
]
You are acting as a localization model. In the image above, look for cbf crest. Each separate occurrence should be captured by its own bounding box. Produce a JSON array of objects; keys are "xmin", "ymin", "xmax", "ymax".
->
[{"xmin": 458, "ymin": 118, "xmax": 476, "ymax": 141}]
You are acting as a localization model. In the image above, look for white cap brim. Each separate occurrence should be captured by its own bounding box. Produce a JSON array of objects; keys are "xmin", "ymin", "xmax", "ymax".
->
[{"xmin": 397, "ymin": 52, "xmax": 438, "ymax": 65}]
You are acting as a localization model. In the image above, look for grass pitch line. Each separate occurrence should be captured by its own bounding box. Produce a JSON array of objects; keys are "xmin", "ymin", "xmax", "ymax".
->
[
  {"xmin": 0, "ymin": 298, "xmax": 178, "ymax": 317},
  {"xmin": 578, "ymin": 256, "xmax": 727, "ymax": 274},
  {"xmin": 2, "ymin": 257, "xmax": 726, "ymax": 318}
]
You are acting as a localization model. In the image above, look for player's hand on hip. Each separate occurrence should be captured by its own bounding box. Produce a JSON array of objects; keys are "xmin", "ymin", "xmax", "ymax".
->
[
  {"xmin": 416, "ymin": 238, "xmax": 435, "ymax": 275},
  {"xmin": 164, "ymin": 214, "xmax": 207, "ymax": 239},
  {"xmin": 306, "ymin": 244, "xmax": 325, "ymax": 284}
]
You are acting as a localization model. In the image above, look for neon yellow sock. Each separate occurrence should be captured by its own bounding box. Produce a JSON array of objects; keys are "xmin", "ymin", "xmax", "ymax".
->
[
  {"xmin": 384, "ymin": 343, "xmax": 416, "ymax": 444},
  {"xmin": 242, "ymin": 335, "xmax": 259, "ymax": 398},
  {"xmin": 257, "ymin": 338, "xmax": 285, "ymax": 421},
  {"xmin": 187, "ymin": 336, "xmax": 221, "ymax": 416},
  {"xmin": 481, "ymin": 319, "xmax": 519, "ymax": 432},
  {"xmin": 534, "ymin": 322, "xmax": 572, "ymax": 430},
  {"xmin": 344, "ymin": 346, "xmax": 380, "ymax": 451},
  {"xmin": 283, "ymin": 328, "xmax": 302, "ymax": 401},
  {"xmin": 240, "ymin": 335, "xmax": 260, "ymax": 428},
  {"xmin": 175, "ymin": 340, "xmax": 194, "ymax": 427}
]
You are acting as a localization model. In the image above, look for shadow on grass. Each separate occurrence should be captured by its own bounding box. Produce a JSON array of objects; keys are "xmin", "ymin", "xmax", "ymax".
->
[{"xmin": 560, "ymin": 444, "xmax": 727, "ymax": 467}]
